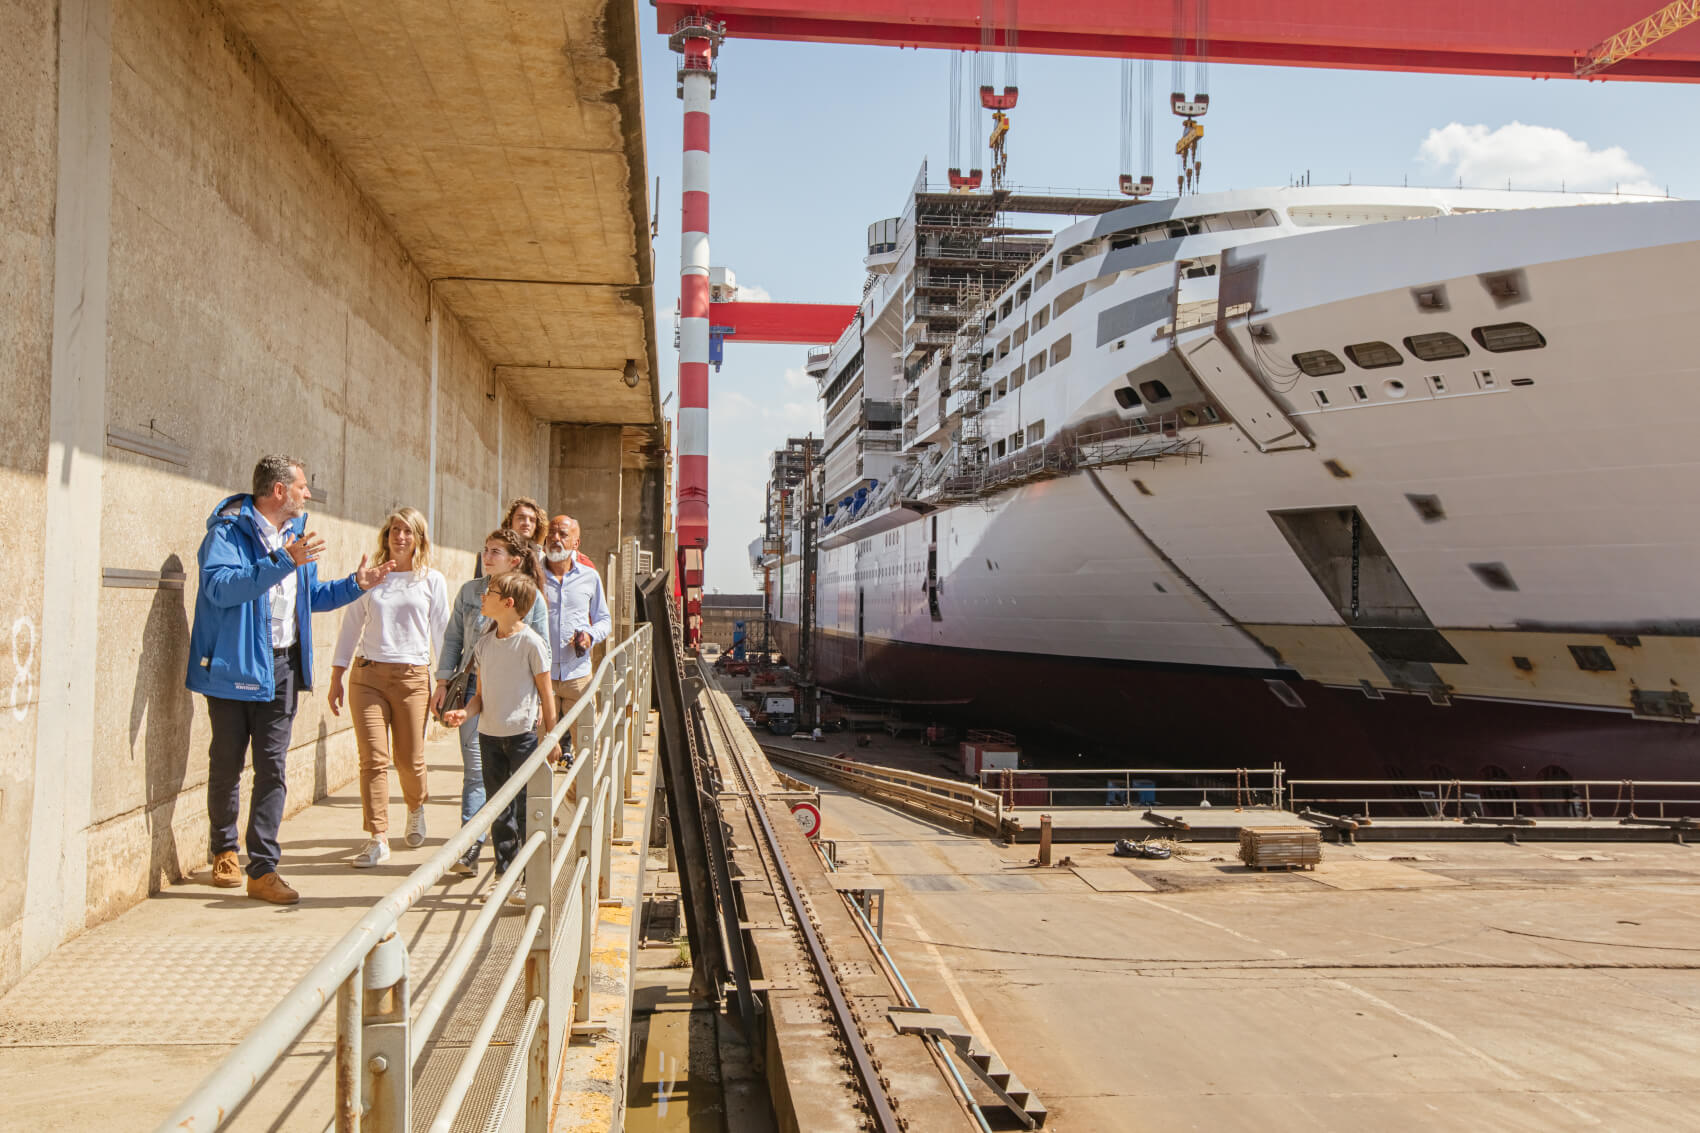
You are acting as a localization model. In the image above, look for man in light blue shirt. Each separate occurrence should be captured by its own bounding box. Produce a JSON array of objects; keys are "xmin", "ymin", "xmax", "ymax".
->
[{"xmin": 543, "ymin": 514, "xmax": 611, "ymax": 719}]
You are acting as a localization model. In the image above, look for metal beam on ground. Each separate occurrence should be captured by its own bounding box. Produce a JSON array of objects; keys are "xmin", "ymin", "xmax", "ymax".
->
[{"xmin": 638, "ymin": 570, "xmax": 725, "ymax": 1001}]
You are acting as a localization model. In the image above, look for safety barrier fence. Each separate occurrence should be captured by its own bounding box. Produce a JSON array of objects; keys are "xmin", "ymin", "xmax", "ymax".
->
[
  {"xmin": 1288, "ymin": 777, "xmax": 1700, "ymax": 823},
  {"xmin": 976, "ymin": 765, "xmax": 1286, "ymax": 810},
  {"xmin": 157, "ymin": 624, "xmax": 655, "ymax": 1133},
  {"xmin": 762, "ymin": 744, "xmax": 1006, "ymax": 834}
]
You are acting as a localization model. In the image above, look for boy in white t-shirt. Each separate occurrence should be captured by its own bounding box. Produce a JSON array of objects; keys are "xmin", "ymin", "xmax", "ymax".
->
[{"xmin": 442, "ymin": 572, "xmax": 559, "ymax": 899}]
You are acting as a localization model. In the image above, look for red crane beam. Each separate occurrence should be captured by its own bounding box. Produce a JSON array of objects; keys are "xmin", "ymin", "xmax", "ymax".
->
[
  {"xmin": 712, "ymin": 301, "xmax": 859, "ymax": 344},
  {"xmin": 652, "ymin": 1, "xmax": 1700, "ymax": 81}
]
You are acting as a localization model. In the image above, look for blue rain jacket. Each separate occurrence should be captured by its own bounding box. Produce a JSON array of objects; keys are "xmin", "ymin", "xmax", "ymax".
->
[{"xmin": 185, "ymin": 494, "xmax": 363, "ymax": 701}]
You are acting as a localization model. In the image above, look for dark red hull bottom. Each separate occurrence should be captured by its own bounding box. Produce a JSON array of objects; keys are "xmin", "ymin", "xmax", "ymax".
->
[{"xmin": 773, "ymin": 626, "xmax": 1700, "ymax": 783}]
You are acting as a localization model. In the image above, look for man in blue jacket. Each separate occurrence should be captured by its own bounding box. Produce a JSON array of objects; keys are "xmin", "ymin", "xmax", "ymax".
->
[{"xmin": 188, "ymin": 455, "xmax": 393, "ymax": 904}]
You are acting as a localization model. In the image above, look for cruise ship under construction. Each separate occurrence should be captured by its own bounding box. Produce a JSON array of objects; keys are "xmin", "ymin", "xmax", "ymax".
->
[{"xmin": 750, "ymin": 163, "xmax": 1700, "ymax": 784}]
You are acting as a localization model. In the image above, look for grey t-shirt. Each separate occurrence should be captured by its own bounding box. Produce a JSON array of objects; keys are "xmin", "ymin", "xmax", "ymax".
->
[{"xmin": 473, "ymin": 625, "xmax": 549, "ymax": 738}]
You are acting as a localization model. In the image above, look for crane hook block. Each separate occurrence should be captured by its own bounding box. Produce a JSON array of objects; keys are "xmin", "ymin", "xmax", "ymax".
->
[
  {"xmin": 1119, "ymin": 174, "xmax": 1155, "ymax": 198},
  {"xmin": 1170, "ymin": 93, "xmax": 1209, "ymax": 117},
  {"xmin": 979, "ymin": 85, "xmax": 1019, "ymax": 110},
  {"xmin": 947, "ymin": 168, "xmax": 983, "ymax": 191}
]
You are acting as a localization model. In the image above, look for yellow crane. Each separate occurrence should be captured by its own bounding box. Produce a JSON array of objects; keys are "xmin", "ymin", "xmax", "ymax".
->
[
  {"xmin": 1575, "ymin": 1, "xmax": 1700, "ymax": 77},
  {"xmin": 1175, "ymin": 117, "xmax": 1203, "ymax": 193}
]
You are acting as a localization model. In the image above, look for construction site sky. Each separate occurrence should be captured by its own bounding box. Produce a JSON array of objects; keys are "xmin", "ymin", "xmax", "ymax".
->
[{"xmin": 639, "ymin": 37, "xmax": 1700, "ymax": 590}]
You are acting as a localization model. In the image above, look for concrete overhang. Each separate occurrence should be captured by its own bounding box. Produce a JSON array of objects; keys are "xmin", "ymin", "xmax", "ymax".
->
[{"xmin": 218, "ymin": 0, "xmax": 662, "ymax": 449}]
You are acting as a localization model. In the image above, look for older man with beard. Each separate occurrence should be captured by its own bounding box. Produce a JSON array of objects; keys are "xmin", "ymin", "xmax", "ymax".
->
[{"xmin": 540, "ymin": 514, "xmax": 610, "ymax": 722}]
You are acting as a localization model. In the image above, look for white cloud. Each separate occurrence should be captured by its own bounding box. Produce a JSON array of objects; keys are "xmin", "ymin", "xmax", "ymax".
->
[
  {"xmin": 1417, "ymin": 122, "xmax": 1661, "ymax": 196},
  {"xmin": 733, "ymin": 280, "xmax": 773, "ymax": 302}
]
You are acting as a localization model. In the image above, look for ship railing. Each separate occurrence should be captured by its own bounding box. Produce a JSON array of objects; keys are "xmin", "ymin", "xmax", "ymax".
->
[
  {"xmin": 1288, "ymin": 777, "xmax": 1700, "ymax": 823},
  {"xmin": 920, "ymin": 416, "xmax": 1204, "ymax": 504},
  {"xmin": 920, "ymin": 180, "xmax": 1134, "ymax": 201},
  {"xmin": 979, "ymin": 766, "xmax": 1286, "ymax": 810},
  {"xmin": 762, "ymin": 744, "xmax": 1007, "ymax": 834}
]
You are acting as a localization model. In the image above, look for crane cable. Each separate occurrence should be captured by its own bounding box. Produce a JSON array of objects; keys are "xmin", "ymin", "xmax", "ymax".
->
[{"xmin": 949, "ymin": 51, "xmax": 962, "ymax": 173}]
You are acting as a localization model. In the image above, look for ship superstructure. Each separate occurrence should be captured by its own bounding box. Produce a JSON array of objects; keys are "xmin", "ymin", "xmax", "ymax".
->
[{"xmin": 765, "ymin": 172, "xmax": 1700, "ymax": 782}]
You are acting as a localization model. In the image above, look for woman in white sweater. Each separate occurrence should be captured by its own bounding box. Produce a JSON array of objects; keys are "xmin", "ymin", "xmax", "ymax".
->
[{"xmin": 329, "ymin": 507, "xmax": 449, "ymax": 867}]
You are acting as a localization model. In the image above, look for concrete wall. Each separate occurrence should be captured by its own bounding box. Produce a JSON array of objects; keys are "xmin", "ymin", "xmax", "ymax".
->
[
  {"xmin": 0, "ymin": 0, "xmax": 59, "ymax": 993},
  {"xmin": 0, "ymin": 0, "xmax": 554, "ymax": 994},
  {"xmin": 551, "ymin": 424, "xmax": 626, "ymax": 570}
]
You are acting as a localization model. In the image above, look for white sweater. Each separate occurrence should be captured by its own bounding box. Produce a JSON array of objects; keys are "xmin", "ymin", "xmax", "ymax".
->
[{"xmin": 332, "ymin": 569, "xmax": 449, "ymax": 668}]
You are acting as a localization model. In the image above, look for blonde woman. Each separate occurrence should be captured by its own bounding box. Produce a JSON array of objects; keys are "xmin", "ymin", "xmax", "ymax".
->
[{"xmin": 330, "ymin": 507, "xmax": 449, "ymax": 867}]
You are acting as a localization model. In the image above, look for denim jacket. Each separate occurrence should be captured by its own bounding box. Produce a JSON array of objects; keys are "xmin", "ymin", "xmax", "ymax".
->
[{"xmin": 436, "ymin": 576, "xmax": 551, "ymax": 682}]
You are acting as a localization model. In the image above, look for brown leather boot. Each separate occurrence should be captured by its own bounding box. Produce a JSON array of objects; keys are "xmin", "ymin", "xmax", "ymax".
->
[
  {"xmin": 246, "ymin": 871, "xmax": 300, "ymax": 905},
  {"xmin": 210, "ymin": 851, "xmax": 243, "ymax": 888}
]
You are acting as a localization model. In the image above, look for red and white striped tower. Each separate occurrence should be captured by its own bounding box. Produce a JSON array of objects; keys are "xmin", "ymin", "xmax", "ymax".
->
[{"xmin": 670, "ymin": 14, "xmax": 723, "ymax": 646}]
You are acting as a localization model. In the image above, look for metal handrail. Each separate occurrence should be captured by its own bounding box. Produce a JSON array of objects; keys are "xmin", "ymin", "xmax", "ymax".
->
[
  {"xmin": 157, "ymin": 624, "xmax": 655, "ymax": 1133},
  {"xmin": 981, "ymin": 765, "xmax": 1286, "ymax": 809},
  {"xmin": 763, "ymin": 744, "xmax": 1006, "ymax": 834},
  {"xmin": 1288, "ymin": 776, "xmax": 1700, "ymax": 822}
]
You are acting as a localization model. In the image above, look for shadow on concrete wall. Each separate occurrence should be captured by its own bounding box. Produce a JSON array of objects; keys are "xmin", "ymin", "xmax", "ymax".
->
[
  {"xmin": 131, "ymin": 554, "xmax": 194, "ymax": 887},
  {"xmin": 313, "ymin": 718, "xmax": 330, "ymax": 800}
]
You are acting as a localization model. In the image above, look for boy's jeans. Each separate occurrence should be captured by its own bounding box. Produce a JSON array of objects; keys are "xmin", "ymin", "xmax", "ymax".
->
[{"xmin": 479, "ymin": 731, "xmax": 539, "ymax": 874}]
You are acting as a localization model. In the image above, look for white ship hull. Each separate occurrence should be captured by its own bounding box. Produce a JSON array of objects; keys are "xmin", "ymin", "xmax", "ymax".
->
[{"xmin": 772, "ymin": 188, "xmax": 1700, "ymax": 780}]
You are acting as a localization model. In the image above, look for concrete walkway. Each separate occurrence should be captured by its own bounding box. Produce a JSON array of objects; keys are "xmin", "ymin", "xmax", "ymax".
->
[{"xmin": 0, "ymin": 724, "xmax": 655, "ymax": 1132}]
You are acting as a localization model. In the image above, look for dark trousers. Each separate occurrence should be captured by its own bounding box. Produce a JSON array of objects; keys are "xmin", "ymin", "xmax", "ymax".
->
[
  {"xmin": 479, "ymin": 731, "xmax": 539, "ymax": 875},
  {"xmin": 206, "ymin": 647, "xmax": 300, "ymax": 879}
]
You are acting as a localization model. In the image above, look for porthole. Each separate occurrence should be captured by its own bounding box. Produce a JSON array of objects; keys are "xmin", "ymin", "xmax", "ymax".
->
[
  {"xmin": 1345, "ymin": 341, "xmax": 1404, "ymax": 369},
  {"xmin": 1139, "ymin": 379, "xmax": 1172, "ymax": 403},
  {"xmin": 1383, "ymin": 378, "xmax": 1407, "ymax": 399},
  {"xmin": 1403, "ymin": 331, "xmax": 1470, "ymax": 361},
  {"xmin": 1292, "ymin": 349, "xmax": 1345, "ymax": 377},
  {"xmin": 1472, "ymin": 322, "xmax": 1546, "ymax": 352},
  {"xmin": 1113, "ymin": 386, "xmax": 1141, "ymax": 409}
]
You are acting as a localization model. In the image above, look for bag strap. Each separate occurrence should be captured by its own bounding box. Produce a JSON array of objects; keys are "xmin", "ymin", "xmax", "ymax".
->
[{"xmin": 458, "ymin": 623, "xmax": 496, "ymax": 677}]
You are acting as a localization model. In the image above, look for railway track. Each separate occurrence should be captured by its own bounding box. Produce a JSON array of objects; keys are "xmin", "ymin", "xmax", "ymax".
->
[{"xmin": 692, "ymin": 663, "xmax": 906, "ymax": 1133}]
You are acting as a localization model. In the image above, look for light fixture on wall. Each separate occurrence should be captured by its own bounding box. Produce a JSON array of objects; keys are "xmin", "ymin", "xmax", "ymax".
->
[{"xmin": 622, "ymin": 358, "xmax": 640, "ymax": 387}]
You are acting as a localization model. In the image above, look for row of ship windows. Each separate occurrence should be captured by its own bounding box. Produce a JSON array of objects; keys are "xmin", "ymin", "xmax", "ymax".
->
[{"xmin": 1292, "ymin": 322, "xmax": 1546, "ymax": 377}]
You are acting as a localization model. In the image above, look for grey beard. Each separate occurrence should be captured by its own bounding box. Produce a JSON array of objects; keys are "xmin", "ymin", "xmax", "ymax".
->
[{"xmin": 545, "ymin": 548, "xmax": 572, "ymax": 563}]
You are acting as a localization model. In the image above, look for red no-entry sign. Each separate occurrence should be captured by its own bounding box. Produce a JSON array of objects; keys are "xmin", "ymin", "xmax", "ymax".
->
[{"xmin": 789, "ymin": 800, "xmax": 822, "ymax": 839}]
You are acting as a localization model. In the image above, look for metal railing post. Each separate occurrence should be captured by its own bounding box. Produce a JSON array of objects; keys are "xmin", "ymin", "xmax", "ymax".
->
[
  {"xmin": 334, "ymin": 962, "xmax": 363, "ymax": 1132},
  {"xmin": 361, "ymin": 931, "xmax": 410, "ymax": 1131},
  {"xmin": 524, "ymin": 758, "xmax": 556, "ymax": 1133},
  {"xmin": 614, "ymin": 648, "xmax": 635, "ymax": 805},
  {"xmin": 572, "ymin": 752, "xmax": 597, "ymax": 1023},
  {"xmin": 603, "ymin": 662, "xmax": 624, "ymax": 839}
]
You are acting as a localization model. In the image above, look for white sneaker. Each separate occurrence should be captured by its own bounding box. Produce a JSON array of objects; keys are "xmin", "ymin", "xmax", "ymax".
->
[
  {"xmin": 506, "ymin": 884, "xmax": 528, "ymax": 907},
  {"xmin": 351, "ymin": 838, "xmax": 390, "ymax": 868},
  {"xmin": 404, "ymin": 807, "xmax": 428, "ymax": 848}
]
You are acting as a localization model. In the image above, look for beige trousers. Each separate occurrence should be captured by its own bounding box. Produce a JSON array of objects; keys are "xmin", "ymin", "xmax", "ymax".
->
[
  {"xmin": 552, "ymin": 675, "xmax": 595, "ymax": 724},
  {"xmin": 350, "ymin": 660, "xmax": 431, "ymax": 836}
]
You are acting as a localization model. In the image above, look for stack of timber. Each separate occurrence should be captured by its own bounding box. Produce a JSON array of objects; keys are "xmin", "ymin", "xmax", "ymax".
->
[{"xmin": 1239, "ymin": 826, "xmax": 1322, "ymax": 870}]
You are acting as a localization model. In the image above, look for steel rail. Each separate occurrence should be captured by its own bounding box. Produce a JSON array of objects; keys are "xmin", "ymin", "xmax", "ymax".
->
[{"xmin": 699, "ymin": 673, "xmax": 903, "ymax": 1133}]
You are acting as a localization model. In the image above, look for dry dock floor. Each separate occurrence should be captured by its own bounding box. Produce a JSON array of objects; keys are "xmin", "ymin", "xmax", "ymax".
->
[{"xmin": 796, "ymin": 768, "xmax": 1700, "ymax": 1131}]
